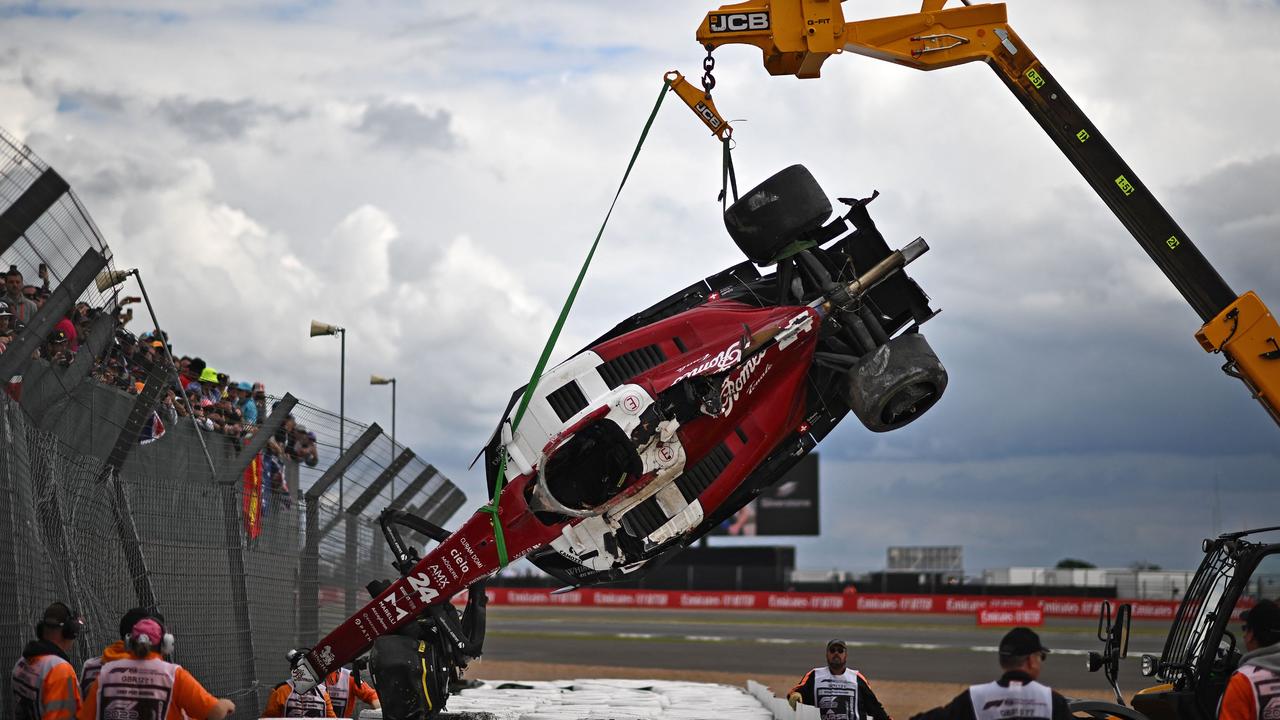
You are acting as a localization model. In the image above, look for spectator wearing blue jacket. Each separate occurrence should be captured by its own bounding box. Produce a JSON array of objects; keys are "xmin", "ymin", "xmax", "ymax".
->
[{"xmin": 235, "ymin": 382, "xmax": 259, "ymax": 424}]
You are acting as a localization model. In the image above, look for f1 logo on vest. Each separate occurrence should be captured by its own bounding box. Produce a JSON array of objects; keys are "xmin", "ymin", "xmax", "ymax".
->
[{"xmin": 708, "ymin": 12, "xmax": 770, "ymax": 33}]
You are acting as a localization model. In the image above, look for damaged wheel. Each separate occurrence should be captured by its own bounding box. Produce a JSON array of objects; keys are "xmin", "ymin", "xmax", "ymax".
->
[
  {"xmin": 845, "ymin": 333, "xmax": 947, "ymax": 432},
  {"xmin": 724, "ymin": 164, "xmax": 832, "ymax": 265}
]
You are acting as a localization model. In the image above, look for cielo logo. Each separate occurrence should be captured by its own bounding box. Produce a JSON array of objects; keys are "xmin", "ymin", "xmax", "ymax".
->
[{"xmin": 708, "ymin": 11, "xmax": 769, "ymax": 33}]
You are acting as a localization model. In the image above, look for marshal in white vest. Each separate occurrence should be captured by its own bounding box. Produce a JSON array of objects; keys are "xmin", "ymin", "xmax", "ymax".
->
[
  {"xmin": 813, "ymin": 666, "xmax": 860, "ymax": 720},
  {"xmin": 967, "ymin": 679, "xmax": 1053, "ymax": 720}
]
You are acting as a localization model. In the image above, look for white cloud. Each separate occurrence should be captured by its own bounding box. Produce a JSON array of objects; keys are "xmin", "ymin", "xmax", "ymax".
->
[{"xmin": 1, "ymin": 0, "xmax": 1277, "ymax": 572}]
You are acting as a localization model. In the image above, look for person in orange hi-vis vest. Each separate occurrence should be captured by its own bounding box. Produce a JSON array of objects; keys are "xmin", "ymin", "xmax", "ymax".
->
[
  {"xmin": 325, "ymin": 666, "xmax": 380, "ymax": 718},
  {"xmin": 79, "ymin": 608, "xmax": 157, "ymax": 697},
  {"xmin": 10, "ymin": 602, "xmax": 84, "ymax": 720},
  {"xmin": 263, "ymin": 676, "xmax": 336, "ymax": 718},
  {"xmin": 78, "ymin": 610, "xmax": 235, "ymax": 720},
  {"xmin": 1219, "ymin": 599, "xmax": 1280, "ymax": 720}
]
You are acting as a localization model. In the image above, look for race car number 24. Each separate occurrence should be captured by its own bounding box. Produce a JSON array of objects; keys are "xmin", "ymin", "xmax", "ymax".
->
[{"xmin": 382, "ymin": 572, "xmax": 440, "ymax": 621}]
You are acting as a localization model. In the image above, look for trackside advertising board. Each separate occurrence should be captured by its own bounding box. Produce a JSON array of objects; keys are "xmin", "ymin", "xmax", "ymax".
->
[
  {"xmin": 977, "ymin": 608, "xmax": 1045, "ymax": 626},
  {"xmin": 712, "ymin": 453, "xmax": 820, "ymax": 536},
  {"xmin": 434, "ymin": 588, "xmax": 1251, "ymax": 619}
]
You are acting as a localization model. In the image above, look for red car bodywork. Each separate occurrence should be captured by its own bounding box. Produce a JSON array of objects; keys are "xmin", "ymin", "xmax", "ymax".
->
[{"xmin": 294, "ymin": 300, "xmax": 821, "ymax": 684}]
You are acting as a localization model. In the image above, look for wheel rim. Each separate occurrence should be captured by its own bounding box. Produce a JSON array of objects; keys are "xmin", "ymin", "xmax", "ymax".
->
[{"xmin": 880, "ymin": 382, "xmax": 939, "ymax": 425}]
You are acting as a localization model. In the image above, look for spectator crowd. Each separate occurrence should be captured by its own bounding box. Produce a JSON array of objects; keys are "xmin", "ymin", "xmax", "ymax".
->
[{"xmin": 2, "ymin": 262, "xmax": 321, "ymax": 516}]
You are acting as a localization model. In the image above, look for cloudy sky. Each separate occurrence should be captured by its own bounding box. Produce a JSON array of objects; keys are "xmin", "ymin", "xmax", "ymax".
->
[{"xmin": 2, "ymin": 0, "xmax": 1277, "ymax": 576}]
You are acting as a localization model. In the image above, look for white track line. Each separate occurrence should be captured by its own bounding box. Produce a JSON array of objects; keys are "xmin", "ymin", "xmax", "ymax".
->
[{"xmin": 605, "ymin": 631, "xmax": 1148, "ymax": 656}]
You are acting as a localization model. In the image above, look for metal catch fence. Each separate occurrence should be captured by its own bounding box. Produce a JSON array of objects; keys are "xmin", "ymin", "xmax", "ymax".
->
[{"xmin": 0, "ymin": 127, "xmax": 466, "ymax": 719}]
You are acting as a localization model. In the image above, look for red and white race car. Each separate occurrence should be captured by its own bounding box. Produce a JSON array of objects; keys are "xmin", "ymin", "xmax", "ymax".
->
[{"xmin": 291, "ymin": 165, "xmax": 947, "ymax": 704}]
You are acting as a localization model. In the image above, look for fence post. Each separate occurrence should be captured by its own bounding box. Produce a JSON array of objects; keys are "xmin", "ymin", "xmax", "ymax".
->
[
  {"xmin": 368, "ymin": 516, "xmax": 384, "ymax": 580},
  {"xmin": 100, "ymin": 364, "xmax": 176, "ymax": 613},
  {"xmin": 0, "ymin": 249, "xmax": 106, "ymax": 384},
  {"xmin": 215, "ymin": 393, "xmax": 295, "ymax": 713},
  {"xmin": 0, "ymin": 167, "xmax": 68, "ymax": 255},
  {"xmin": 0, "ymin": 398, "xmax": 28, "ymax": 717},
  {"xmin": 386, "ymin": 467, "xmax": 447, "ymax": 545},
  {"xmin": 338, "ymin": 449, "xmax": 413, "ymax": 614},
  {"xmin": 320, "ymin": 449, "xmax": 414, "ymax": 538},
  {"xmin": 424, "ymin": 485, "xmax": 466, "ymax": 527},
  {"xmin": 62, "ymin": 310, "xmax": 116, "ymax": 388},
  {"xmin": 299, "ymin": 424, "xmax": 381, "ymax": 647},
  {"xmin": 386, "ymin": 465, "xmax": 436, "ymax": 510}
]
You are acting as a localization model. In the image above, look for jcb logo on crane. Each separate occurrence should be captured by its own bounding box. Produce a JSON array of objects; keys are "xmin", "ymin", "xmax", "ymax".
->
[
  {"xmin": 709, "ymin": 12, "xmax": 769, "ymax": 33},
  {"xmin": 695, "ymin": 102, "xmax": 722, "ymax": 129}
]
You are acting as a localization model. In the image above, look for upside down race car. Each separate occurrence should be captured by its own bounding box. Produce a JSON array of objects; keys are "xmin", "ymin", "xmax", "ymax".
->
[{"xmin": 289, "ymin": 165, "xmax": 949, "ymax": 703}]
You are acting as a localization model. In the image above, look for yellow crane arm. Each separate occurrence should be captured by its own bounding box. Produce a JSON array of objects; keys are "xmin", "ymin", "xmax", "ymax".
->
[{"xmin": 694, "ymin": 0, "xmax": 1280, "ymax": 427}]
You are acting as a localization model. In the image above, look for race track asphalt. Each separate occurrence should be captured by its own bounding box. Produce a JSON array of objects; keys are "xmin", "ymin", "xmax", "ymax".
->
[{"xmin": 478, "ymin": 606, "xmax": 1167, "ymax": 694}]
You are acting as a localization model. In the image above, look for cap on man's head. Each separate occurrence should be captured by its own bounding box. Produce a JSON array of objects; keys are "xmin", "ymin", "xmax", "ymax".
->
[
  {"xmin": 1244, "ymin": 599, "xmax": 1280, "ymax": 634},
  {"xmin": 41, "ymin": 601, "xmax": 74, "ymax": 628},
  {"xmin": 999, "ymin": 627, "xmax": 1050, "ymax": 657},
  {"xmin": 0, "ymin": 300, "xmax": 11, "ymax": 317},
  {"xmin": 827, "ymin": 638, "xmax": 847, "ymax": 652},
  {"xmin": 199, "ymin": 367, "xmax": 219, "ymax": 384},
  {"xmin": 237, "ymin": 381, "xmax": 252, "ymax": 392}
]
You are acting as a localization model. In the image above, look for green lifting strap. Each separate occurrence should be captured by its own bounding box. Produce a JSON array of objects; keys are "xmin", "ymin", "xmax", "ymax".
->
[
  {"xmin": 720, "ymin": 136, "xmax": 739, "ymax": 211},
  {"xmin": 481, "ymin": 78, "xmax": 672, "ymax": 567}
]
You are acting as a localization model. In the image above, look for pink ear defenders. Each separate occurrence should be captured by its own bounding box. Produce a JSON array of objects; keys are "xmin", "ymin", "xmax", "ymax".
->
[{"xmin": 126, "ymin": 618, "xmax": 175, "ymax": 657}]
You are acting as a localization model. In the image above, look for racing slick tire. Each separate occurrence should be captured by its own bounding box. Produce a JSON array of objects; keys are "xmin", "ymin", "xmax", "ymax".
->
[
  {"xmin": 724, "ymin": 164, "xmax": 832, "ymax": 265},
  {"xmin": 845, "ymin": 333, "xmax": 947, "ymax": 433}
]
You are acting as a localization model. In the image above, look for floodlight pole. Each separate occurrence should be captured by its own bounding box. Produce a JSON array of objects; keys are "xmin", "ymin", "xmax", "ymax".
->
[
  {"xmin": 339, "ymin": 327, "xmax": 345, "ymax": 510},
  {"xmin": 388, "ymin": 378, "xmax": 394, "ymax": 497},
  {"xmin": 371, "ymin": 375, "xmax": 397, "ymax": 499},
  {"xmin": 311, "ymin": 320, "xmax": 347, "ymax": 510}
]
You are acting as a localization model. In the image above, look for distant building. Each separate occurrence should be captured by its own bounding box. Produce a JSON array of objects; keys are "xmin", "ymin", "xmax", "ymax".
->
[{"xmin": 983, "ymin": 567, "xmax": 1195, "ymax": 599}]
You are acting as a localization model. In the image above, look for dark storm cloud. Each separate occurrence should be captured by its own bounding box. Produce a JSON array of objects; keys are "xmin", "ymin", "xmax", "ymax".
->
[
  {"xmin": 1169, "ymin": 153, "xmax": 1280, "ymax": 291},
  {"xmin": 806, "ymin": 149, "xmax": 1279, "ymax": 469},
  {"xmin": 355, "ymin": 100, "xmax": 458, "ymax": 152},
  {"xmin": 763, "ymin": 452, "xmax": 1280, "ymax": 573},
  {"xmin": 75, "ymin": 155, "xmax": 185, "ymax": 201},
  {"xmin": 158, "ymin": 97, "xmax": 306, "ymax": 142}
]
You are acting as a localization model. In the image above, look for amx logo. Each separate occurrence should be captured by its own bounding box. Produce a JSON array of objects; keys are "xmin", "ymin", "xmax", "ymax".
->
[{"xmin": 708, "ymin": 12, "xmax": 769, "ymax": 33}]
